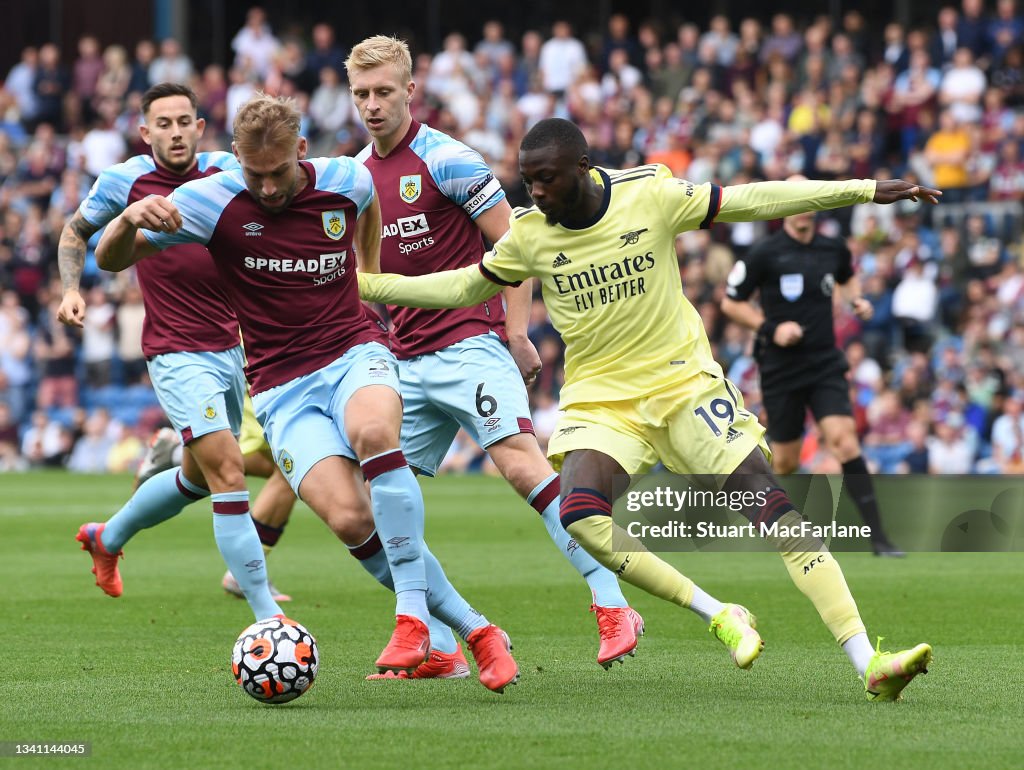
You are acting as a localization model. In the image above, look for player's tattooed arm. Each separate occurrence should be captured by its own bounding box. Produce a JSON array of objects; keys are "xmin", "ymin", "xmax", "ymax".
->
[{"xmin": 56, "ymin": 211, "xmax": 100, "ymax": 328}]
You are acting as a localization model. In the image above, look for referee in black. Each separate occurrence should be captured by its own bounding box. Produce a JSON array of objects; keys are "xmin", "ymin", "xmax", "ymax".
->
[{"xmin": 720, "ymin": 180, "xmax": 902, "ymax": 557}]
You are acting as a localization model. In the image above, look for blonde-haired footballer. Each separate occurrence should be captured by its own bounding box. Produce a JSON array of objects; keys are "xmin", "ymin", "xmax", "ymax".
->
[{"xmin": 357, "ymin": 117, "xmax": 936, "ymax": 702}]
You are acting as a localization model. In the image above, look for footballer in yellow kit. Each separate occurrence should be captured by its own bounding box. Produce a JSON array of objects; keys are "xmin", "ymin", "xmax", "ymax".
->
[
  {"xmin": 484, "ymin": 162, "xmax": 770, "ymax": 477},
  {"xmin": 358, "ymin": 117, "xmax": 938, "ymax": 701}
]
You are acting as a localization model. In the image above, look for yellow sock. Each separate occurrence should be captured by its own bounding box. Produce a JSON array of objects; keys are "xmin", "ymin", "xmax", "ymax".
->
[
  {"xmin": 566, "ymin": 516, "xmax": 694, "ymax": 607},
  {"xmin": 765, "ymin": 511, "xmax": 866, "ymax": 644}
]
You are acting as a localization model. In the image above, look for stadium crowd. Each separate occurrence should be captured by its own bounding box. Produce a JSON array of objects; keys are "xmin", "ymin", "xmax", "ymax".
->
[{"xmin": 1, "ymin": 2, "xmax": 1023, "ymax": 475}]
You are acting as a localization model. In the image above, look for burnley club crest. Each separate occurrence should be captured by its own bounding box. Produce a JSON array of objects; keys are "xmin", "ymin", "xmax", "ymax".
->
[
  {"xmin": 399, "ymin": 174, "xmax": 422, "ymax": 203},
  {"xmin": 322, "ymin": 210, "xmax": 345, "ymax": 240}
]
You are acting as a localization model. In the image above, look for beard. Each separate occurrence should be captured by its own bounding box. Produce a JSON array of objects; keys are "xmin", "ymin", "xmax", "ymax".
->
[
  {"xmin": 543, "ymin": 176, "xmax": 585, "ymax": 227},
  {"xmin": 155, "ymin": 148, "xmax": 195, "ymax": 174}
]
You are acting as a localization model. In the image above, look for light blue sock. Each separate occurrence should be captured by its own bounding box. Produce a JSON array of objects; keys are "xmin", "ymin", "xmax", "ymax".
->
[
  {"xmin": 101, "ymin": 469, "xmax": 207, "ymax": 553},
  {"xmin": 529, "ymin": 473, "xmax": 628, "ymax": 609},
  {"xmin": 362, "ymin": 451, "xmax": 428, "ymax": 623},
  {"xmin": 211, "ymin": 491, "xmax": 282, "ymax": 620},
  {"xmin": 427, "ymin": 617, "xmax": 459, "ymax": 654},
  {"xmin": 422, "ymin": 542, "xmax": 488, "ymax": 640},
  {"xmin": 350, "ymin": 531, "xmax": 486, "ymax": 642}
]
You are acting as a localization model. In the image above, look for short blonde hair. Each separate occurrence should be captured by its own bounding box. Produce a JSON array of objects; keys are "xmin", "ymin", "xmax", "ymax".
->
[
  {"xmin": 344, "ymin": 35, "xmax": 412, "ymax": 83},
  {"xmin": 232, "ymin": 93, "xmax": 302, "ymax": 153}
]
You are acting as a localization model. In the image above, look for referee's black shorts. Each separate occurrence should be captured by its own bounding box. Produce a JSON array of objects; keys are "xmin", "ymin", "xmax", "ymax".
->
[{"xmin": 762, "ymin": 368, "xmax": 853, "ymax": 443}]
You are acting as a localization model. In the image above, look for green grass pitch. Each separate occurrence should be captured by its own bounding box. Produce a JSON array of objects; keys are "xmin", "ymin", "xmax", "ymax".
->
[{"xmin": 3, "ymin": 472, "xmax": 1022, "ymax": 769}]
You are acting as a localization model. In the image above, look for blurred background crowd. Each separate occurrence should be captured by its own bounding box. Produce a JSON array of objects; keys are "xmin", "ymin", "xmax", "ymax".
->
[{"xmin": 1, "ymin": 1, "xmax": 1022, "ymax": 476}]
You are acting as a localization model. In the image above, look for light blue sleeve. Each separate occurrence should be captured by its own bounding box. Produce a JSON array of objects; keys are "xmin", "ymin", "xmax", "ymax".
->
[
  {"xmin": 416, "ymin": 129, "xmax": 504, "ymax": 219},
  {"xmin": 311, "ymin": 157, "xmax": 375, "ymax": 216},
  {"xmin": 78, "ymin": 156, "xmax": 155, "ymax": 227},
  {"xmin": 197, "ymin": 150, "xmax": 241, "ymax": 173},
  {"xmin": 141, "ymin": 171, "xmax": 242, "ymax": 250}
]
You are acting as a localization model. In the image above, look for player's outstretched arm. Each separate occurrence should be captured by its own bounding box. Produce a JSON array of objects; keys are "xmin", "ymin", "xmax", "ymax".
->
[
  {"xmin": 715, "ymin": 179, "xmax": 940, "ymax": 224},
  {"xmin": 357, "ymin": 263, "xmax": 503, "ymax": 309},
  {"xmin": 56, "ymin": 210, "xmax": 101, "ymax": 328},
  {"xmin": 716, "ymin": 179, "xmax": 876, "ymax": 223}
]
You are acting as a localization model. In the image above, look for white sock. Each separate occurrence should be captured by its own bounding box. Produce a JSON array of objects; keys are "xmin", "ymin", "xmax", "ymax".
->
[
  {"xmin": 688, "ymin": 585, "xmax": 726, "ymax": 623},
  {"xmin": 843, "ymin": 632, "xmax": 875, "ymax": 676}
]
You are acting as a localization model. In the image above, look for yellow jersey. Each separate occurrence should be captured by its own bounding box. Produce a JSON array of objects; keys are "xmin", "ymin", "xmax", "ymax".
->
[{"xmin": 483, "ymin": 164, "xmax": 721, "ymax": 407}]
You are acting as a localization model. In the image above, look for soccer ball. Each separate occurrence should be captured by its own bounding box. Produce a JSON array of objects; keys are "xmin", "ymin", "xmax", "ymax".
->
[{"xmin": 231, "ymin": 617, "xmax": 318, "ymax": 704}]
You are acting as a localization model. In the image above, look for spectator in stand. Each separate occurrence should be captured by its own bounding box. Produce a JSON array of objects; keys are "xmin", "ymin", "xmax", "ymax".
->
[
  {"xmin": 148, "ymin": 38, "xmax": 193, "ymax": 85},
  {"xmin": 34, "ymin": 298, "xmax": 78, "ymax": 410},
  {"xmin": 990, "ymin": 44, "xmax": 1024, "ymax": 106},
  {"xmin": 989, "ymin": 138, "xmax": 1024, "ymax": 200},
  {"xmin": 5, "ymin": 47, "xmax": 39, "ymax": 127},
  {"xmin": 302, "ymin": 23, "xmax": 346, "ymax": 94},
  {"xmin": 128, "ymin": 39, "xmax": 155, "ymax": 96},
  {"xmin": 957, "ymin": 0, "xmax": 990, "ymax": 62},
  {"xmin": 892, "ymin": 258, "xmax": 938, "ymax": 353},
  {"xmin": 990, "ymin": 390, "xmax": 1024, "ymax": 473},
  {"xmin": 602, "ymin": 13, "xmax": 644, "ymax": 73},
  {"xmin": 106, "ymin": 421, "xmax": 143, "ymax": 473},
  {"xmin": 932, "ymin": 7, "xmax": 962, "ymax": 70},
  {"xmin": 898, "ymin": 420, "xmax": 930, "ymax": 473},
  {"xmin": 963, "ymin": 213, "xmax": 1004, "ymax": 281},
  {"xmin": 600, "ymin": 48, "xmax": 643, "ymax": 102},
  {"xmin": 539, "ymin": 20, "xmax": 587, "ymax": 97},
  {"xmin": 760, "ymin": 13, "xmax": 803, "ymax": 65},
  {"xmin": 308, "ymin": 66, "xmax": 354, "ymax": 154},
  {"xmin": 32, "ymin": 43, "xmax": 69, "ymax": 131},
  {"xmin": 81, "ymin": 97, "xmax": 127, "ymax": 180},
  {"xmin": 231, "ymin": 6, "xmax": 280, "ymax": 81},
  {"xmin": 987, "ymin": 0, "xmax": 1024, "ymax": 65},
  {"xmin": 94, "ymin": 45, "xmax": 133, "ymax": 108},
  {"xmin": 71, "ymin": 35, "xmax": 104, "ymax": 128},
  {"xmin": 10, "ymin": 208, "xmax": 50, "ymax": 315},
  {"xmin": 475, "ymin": 20, "xmax": 515, "ymax": 85},
  {"xmin": 939, "ymin": 48, "xmax": 987, "ymax": 125},
  {"xmin": 863, "ymin": 389, "xmax": 913, "ymax": 473},
  {"xmin": 196, "ymin": 64, "xmax": 229, "ymax": 136},
  {"xmin": 0, "ymin": 400, "xmax": 26, "ymax": 471},
  {"xmin": 924, "ymin": 109, "xmax": 973, "ymax": 203},
  {"xmin": 116, "ymin": 283, "xmax": 147, "ymax": 385},
  {"xmin": 66, "ymin": 408, "xmax": 117, "ymax": 473},
  {"xmin": 81, "ymin": 286, "xmax": 116, "ymax": 388},
  {"xmin": 225, "ymin": 65, "xmax": 257, "ymax": 131},
  {"xmin": 21, "ymin": 410, "xmax": 70, "ymax": 468},
  {"xmin": 928, "ymin": 412, "xmax": 975, "ymax": 473},
  {"xmin": 699, "ymin": 15, "xmax": 739, "ymax": 69},
  {"xmin": 892, "ymin": 50, "xmax": 942, "ymax": 157},
  {"xmin": 0, "ymin": 291, "xmax": 34, "ymax": 423},
  {"xmin": 426, "ymin": 32, "xmax": 476, "ymax": 103}
]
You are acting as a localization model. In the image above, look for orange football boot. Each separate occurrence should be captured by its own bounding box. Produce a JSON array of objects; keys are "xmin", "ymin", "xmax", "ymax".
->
[{"xmin": 76, "ymin": 522, "xmax": 123, "ymax": 597}]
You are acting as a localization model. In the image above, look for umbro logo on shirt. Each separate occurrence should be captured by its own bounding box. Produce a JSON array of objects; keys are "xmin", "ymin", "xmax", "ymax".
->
[
  {"xmin": 618, "ymin": 228, "xmax": 648, "ymax": 247},
  {"xmin": 552, "ymin": 252, "xmax": 571, "ymax": 268},
  {"xmin": 243, "ymin": 222, "xmax": 263, "ymax": 236}
]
